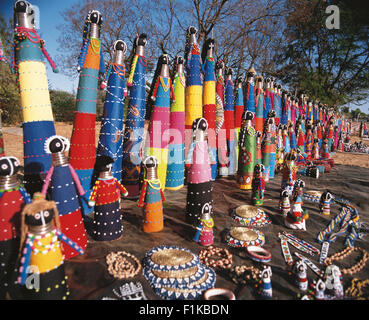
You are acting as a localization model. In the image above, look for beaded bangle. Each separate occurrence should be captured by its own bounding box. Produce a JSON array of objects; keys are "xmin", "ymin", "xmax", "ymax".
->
[
  {"xmin": 106, "ymin": 251, "xmax": 142, "ymax": 280},
  {"xmin": 230, "ymin": 265, "xmax": 260, "ymax": 285},
  {"xmin": 345, "ymin": 278, "xmax": 369, "ymax": 299},
  {"xmin": 204, "ymin": 288, "xmax": 236, "ymax": 300},
  {"xmin": 323, "ymin": 247, "xmax": 369, "ymax": 275},
  {"xmin": 199, "ymin": 246, "xmax": 233, "ymax": 270},
  {"xmin": 246, "ymin": 246, "xmax": 272, "ymax": 263}
]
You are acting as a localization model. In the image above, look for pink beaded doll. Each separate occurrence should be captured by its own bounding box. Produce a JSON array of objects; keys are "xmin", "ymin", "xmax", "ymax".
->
[{"xmin": 193, "ymin": 202, "xmax": 214, "ymax": 246}]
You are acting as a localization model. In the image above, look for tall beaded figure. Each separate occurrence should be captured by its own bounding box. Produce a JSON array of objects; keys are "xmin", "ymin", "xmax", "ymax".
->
[
  {"xmin": 146, "ymin": 54, "xmax": 175, "ymax": 189},
  {"xmin": 0, "ymin": 156, "xmax": 31, "ymax": 299},
  {"xmin": 122, "ymin": 33, "xmax": 148, "ymax": 199},
  {"xmin": 263, "ymin": 78, "xmax": 273, "ymax": 128},
  {"xmin": 184, "ymin": 26, "xmax": 203, "ymax": 159},
  {"xmin": 237, "ymin": 111, "xmax": 256, "ymax": 190},
  {"xmin": 17, "ymin": 194, "xmax": 84, "ymax": 300},
  {"xmin": 13, "ymin": 0, "xmax": 58, "ymax": 195},
  {"xmin": 262, "ymin": 110, "xmax": 276, "ymax": 182},
  {"xmin": 281, "ymin": 151, "xmax": 298, "ymax": 196},
  {"xmin": 97, "ymin": 40, "xmax": 128, "ymax": 182},
  {"xmin": 254, "ymin": 76, "xmax": 265, "ymax": 134},
  {"xmin": 274, "ymin": 84, "xmax": 282, "ymax": 126},
  {"xmin": 88, "ymin": 156, "xmax": 128, "ymax": 241},
  {"xmin": 165, "ymin": 56, "xmax": 185, "ymax": 190},
  {"xmin": 285, "ymin": 179, "xmax": 308, "ymax": 231},
  {"xmin": 69, "ymin": 10, "xmax": 105, "ymax": 215},
  {"xmin": 201, "ymin": 38, "xmax": 217, "ymax": 180},
  {"xmin": 41, "ymin": 136, "xmax": 88, "ymax": 259},
  {"xmin": 185, "ymin": 118, "xmax": 214, "ymax": 226},
  {"xmin": 234, "ymin": 76, "xmax": 244, "ymax": 170},
  {"xmin": 215, "ymin": 60, "xmax": 227, "ymax": 177},
  {"xmin": 244, "ymin": 67, "xmax": 256, "ymax": 114},
  {"xmin": 138, "ymin": 156, "xmax": 165, "ymax": 233},
  {"xmin": 251, "ymin": 163, "xmax": 265, "ymax": 206},
  {"xmin": 223, "ymin": 68, "xmax": 236, "ymax": 175}
]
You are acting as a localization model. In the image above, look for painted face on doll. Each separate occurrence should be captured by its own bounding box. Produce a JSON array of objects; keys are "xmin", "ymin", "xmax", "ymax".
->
[
  {"xmin": 136, "ymin": 33, "xmax": 147, "ymax": 47},
  {"xmin": 0, "ymin": 156, "xmax": 20, "ymax": 176},
  {"xmin": 114, "ymin": 40, "xmax": 127, "ymax": 53},
  {"xmin": 144, "ymin": 156, "xmax": 158, "ymax": 169},
  {"xmin": 25, "ymin": 208, "xmax": 55, "ymax": 226},
  {"xmin": 192, "ymin": 118, "xmax": 208, "ymax": 132},
  {"xmin": 89, "ymin": 10, "xmax": 103, "ymax": 26},
  {"xmin": 187, "ymin": 26, "xmax": 197, "ymax": 35},
  {"xmin": 176, "ymin": 56, "xmax": 184, "ymax": 66}
]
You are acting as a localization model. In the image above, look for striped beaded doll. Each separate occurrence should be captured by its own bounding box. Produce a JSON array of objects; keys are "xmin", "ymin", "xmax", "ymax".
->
[
  {"xmin": 251, "ymin": 163, "xmax": 265, "ymax": 206},
  {"xmin": 97, "ymin": 40, "xmax": 128, "ymax": 182},
  {"xmin": 18, "ymin": 193, "xmax": 84, "ymax": 300},
  {"xmin": 138, "ymin": 156, "xmax": 165, "ymax": 233},
  {"xmin": 186, "ymin": 118, "xmax": 215, "ymax": 226},
  {"xmin": 184, "ymin": 26, "xmax": 203, "ymax": 159},
  {"xmin": 13, "ymin": 0, "xmax": 58, "ymax": 195},
  {"xmin": 146, "ymin": 54, "xmax": 175, "ymax": 189},
  {"xmin": 88, "ymin": 156, "xmax": 128, "ymax": 241},
  {"xmin": 279, "ymin": 189, "xmax": 290, "ymax": 217},
  {"xmin": 319, "ymin": 191, "xmax": 333, "ymax": 216},
  {"xmin": 244, "ymin": 67, "xmax": 256, "ymax": 114},
  {"xmin": 41, "ymin": 135, "xmax": 88, "ymax": 259},
  {"xmin": 193, "ymin": 203, "xmax": 214, "ymax": 246},
  {"xmin": 121, "ymin": 33, "xmax": 148, "ymax": 199},
  {"xmin": 0, "ymin": 156, "xmax": 31, "ymax": 299},
  {"xmin": 69, "ymin": 10, "xmax": 105, "ymax": 215},
  {"xmin": 281, "ymin": 151, "xmax": 298, "ymax": 196},
  {"xmin": 166, "ymin": 56, "xmax": 185, "ymax": 190},
  {"xmin": 255, "ymin": 131, "xmax": 263, "ymax": 165},
  {"xmin": 237, "ymin": 111, "xmax": 256, "ymax": 190},
  {"xmin": 305, "ymin": 120, "xmax": 314, "ymax": 157},
  {"xmin": 285, "ymin": 179, "xmax": 308, "ymax": 231},
  {"xmin": 263, "ymin": 78, "xmax": 273, "ymax": 128},
  {"xmin": 274, "ymin": 84, "xmax": 282, "ymax": 126},
  {"xmin": 201, "ymin": 38, "xmax": 217, "ymax": 180},
  {"xmin": 262, "ymin": 110, "xmax": 276, "ymax": 182},
  {"xmin": 234, "ymin": 76, "xmax": 244, "ymax": 171},
  {"xmin": 254, "ymin": 76, "xmax": 265, "ymax": 135}
]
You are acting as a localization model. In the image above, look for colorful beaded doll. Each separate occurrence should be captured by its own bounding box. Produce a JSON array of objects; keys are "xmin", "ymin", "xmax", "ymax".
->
[
  {"xmin": 201, "ymin": 38, "xmax": 217, "ymax": 180},
  {"xmin": 69, "ymin": 10, "xmax": 105, "ymax": 215},
  {"xmin": 294, "ymin": 260, "xmax": 308, "ymax": 291},
  {"xmin": 244, "ymin": 67, "xmax": 256, "ymax": 114},
  {"xmin": 254, "ymin": 76, "xmax": 265, "ymax": 134},
  {"xmin": 305, "ymin": 120, "xmax": 314, "ymax": 157},
  {"xmin": 251, "ymin": 163, "xmax": 265, "ymax": 206},
  {"xmin": 263, "ymin": 78, "xmax": 273, "ymax": 128},
  {"xmin": 314, "ymin": 279, "xmax": 326, "ymax": 300},
  {"xmin": 281, "ymin": 151, "xmax": 298, "ymax": 196},
  {"xmin": 0, "ymin": 156, "xmax": 31, "ymax": 299},
  {"xmin": 186, "ymin": 118, "xmax": 214, "ymax": 226},
  {"xmin": 262, "ymin": 110, "xmax": 276, "ymax": 182},
  {"xmin": 274, "ymin": 84, "xmax": 282, "ymax": 126},
  {"xmin": 41, "ymin": 135, "xmax": 88, "ymax": 259},
  {"xmin": 138, "ymin": 156, "xmax": 165, "ymax": 233},
  {"xmin": 165, "ymin": 56, "xmax": 185, "ymax": 190},
  {"xmin": 234, "ymin": 76, "xmax": 244, "ymax": 172},
  {"xmin": 88, "ymin": 156, "xmax": 128, "ymax": 241},
  {"xmin": 237, "ymin": 111, "xmax": 256, "ymax": 190},
  {"xmin": 18, "ymin": 193, "xmax": 84, "ymax": 300},
  {"xmin": 275, "ymin": 124, "xmax": 285, "ymax": 172},
  {"xmin": 259, "ymin": 266, "xmax": 272, "ymax": 299},
  {"xmin": 193, "ymin": 203, "xmax": 214, "ymax": 246},
  {"xmin": 319, "ymin": 191, "xmax": 333, "ymax": 216},
  {"xmin": 285, "ymin": 179, "xmax": 308, "ymax": 231},
  {"xmin": 283, "ymin": 125, "xmax": 291, "ymax": 154},
  {"xmin": 121, "ymin": 33, "xmax": 148, "ymax": 199},
  {"xmin": 279, "ymin": 189, "xmax": 290, "ymax": 217},
  {"xmin": 324, "ymin": 265, "xmax": 344, "ymax": 299},
  {"xmin": 13, "ymin": 0, "xmax": 58, "ymax": 195},
  {"xmin": 312, "ymin": 138, "xmax": 320, "ymax": 160},
  {"xmin": 146, "ymin": 54, "xmax": 175, "ymax": 190},
  {"xmin": 255, "ymin": 131, "xmax": 263, "ymax": 165},
  {"xmin": 97, "ymin": 40, "xmax": 128, "ymax": 182},
  {"xmin": 280, "ymin": 90, "xmax": 288, "ymax": 126}
]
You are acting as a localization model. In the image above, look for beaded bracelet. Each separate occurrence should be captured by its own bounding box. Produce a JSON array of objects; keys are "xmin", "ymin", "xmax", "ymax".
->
[
  {"xmin": 199, "ymin": 246, "xmax": 233, "ymax": 270},
  {"xmin": 246, "ymin": 246, "xmax": 272, "ymax": 263},
  {"xmin": 106, "ymin": 251, "xmax": 142, "ymax": 280},
  {"xmin": 204, "ymin": 288, "xmax": 236, "ymax": 300},
  {"xmin": 323, "ymin": 246, "xmax": 369, "ymax": 275},
  {"xmin": 345, "ymin": 278, "xmax": 369, "ymax": 299},
  {"xmin": 230, "ymin": 265, "xmax": 260, "ymax": 285}
]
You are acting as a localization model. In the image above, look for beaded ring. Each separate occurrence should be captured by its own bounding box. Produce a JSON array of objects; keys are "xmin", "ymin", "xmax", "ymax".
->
[
  {"xmin": 246, "ymin": 246, "xmax": 272, "ymax": 263},
  {"xmin": 323, "ymin": 246, "xmax": 369, "ymax": 275},
  {"xmin": 345, "ymin": 278, "xmax": 369, "ymax": 299},
  {"xmin": 106, "ymin": 251, "xmax": 142, "ymax": 280},
  {"xmin": 199, "ymin": 246, "xmax": 233, "ymax": 270},
  {"xmin": 203, "ymin": 288, "xmax": 236, "ymax": 300}
]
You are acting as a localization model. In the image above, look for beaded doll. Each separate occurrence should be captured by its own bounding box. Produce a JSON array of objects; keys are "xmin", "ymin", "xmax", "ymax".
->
[
  {"xmin": 324, "ymin": 265, "xmax": 344, "ymax": 299},
  {"xmin": 262, "ymin": 110, "xmax": 276, "ymax": 182},
  {"xmin": 294, "ymin": 260, "xmax": 308, "ymax": 291},
  {"xmin": 312, "ymin": 138, "xmax": 320, "ymax": 160},
  {"xmin": 18, "ymin": 193, "xmax": 84, "ymax": 300},
  {"xmin": 263, "ymin": 78, "xmax": 273, "ymax": 128},
  {"xmin": 146, "ymin": 54, "xmax": 175, "ymax": 189},
  {"xmin": 259, "ymin": 266, "xmax": 272, "ymax": 299},
  {"xmin": 283, "ymin": 125, "xmax": 291, "ymax": 154},
  {"xmin": 325, "ymin": 117, "xmax": 335, "ymax": 152},
  {"xmin": 88, "ymin": 156, "xmax": 128, "ymax": 241},
  {"xmin": 254, "ymin": 76, "xmax": 265, "ymax": 134},
  {"xmin": 281, "ymin": 151, "xmax": 298, "ymax": 196},
  {"xmin": 69, "ymin": 10, "xmax": 105, "ymax": 215},
  {"xmin": 97, "ymin": 40, "xmax": 127, "ymax": 182},
  {"xmin": 0, "ymin": 156, "xmax": 31, "ymax": 299},
  {"xmin": 237, "ymin": 111, "xmax": 256, "ymax": 190},
  {"xmin": 275, "ymin": 124, "xmax": 284, "ymax": 172},
  {"xmin": 255, "ymin": 131, "xmax": 263, "ymax": 165},
  {"xmin": 319, "ymin": 191, "xmax": 333, "ymax": 216},
  {"xmin": 274, "ymin": 83, "xmax": 281, "ymax": 126},
  {"xmin": 234, "ymin": 76, "xmax": 244, "ymax": 172},
  {"xmin": 279, "ymin": 189, "xmax": 290, "ymax": 217},
  {"xmin": 285, "ymin": 179, "xmax": 308, "ymax": 231},
  {"xmin": 251, "ymin": 163, "xmax": 265, "ymax": 206},
  {"xmin": 288, "ymin": 122, "xmax": 297, "ymax": 151},
  {"xmin": 137, "ymin": 156, "xmax": 165, "ymax": 233},
  {"xmin": 121, "ymin": 33, "xmax": 148, "ymax": 199},
  {"xmin": 185, "ymin": 118, "xmax": 214, "ymax": 226},
  {"xmin": 305, "ymin": 121, "xmax": 314, "ymax": 157},
  {"xmin": 201, "ymin": 38, "xmax": 217, "ymax": 180},
  {"xmin": 13, "ymin": 0, "xmax": 58, "ymax": 194},
  {"xmin": 193, "ymin": 203, "xmax": 214, "ymax": 246},
  {"xmin": 314, "ymin": 279, "xmax": 326, "ymax": 300},
  {"xmin": 41, "ymin": 135, "xmax": 88, "ymax": 259},
  {"xmin": 244, "ymin": 67, "xmax": 256, "ymax": 114}
]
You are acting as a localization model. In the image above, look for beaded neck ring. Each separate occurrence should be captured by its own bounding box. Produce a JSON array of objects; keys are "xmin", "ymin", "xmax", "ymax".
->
[
  {"xmin": 203, "ymin": 288, "xmax": 236, "ymax": 300},
  {"xmin": 106, "ymin": 251, "xmax": 142, "ymax": 280}
]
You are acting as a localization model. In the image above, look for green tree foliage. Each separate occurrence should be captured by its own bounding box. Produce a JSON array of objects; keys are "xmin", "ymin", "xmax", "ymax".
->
[{"xmin": 49, "ymin": 90, "xmax": 76, "ymax": 122}]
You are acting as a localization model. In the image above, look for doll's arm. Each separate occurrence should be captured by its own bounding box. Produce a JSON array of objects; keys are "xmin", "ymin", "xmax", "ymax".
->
[
  {"xmin": 170, "ymin": 78, "xmax": 176, "ymax": 102},
  {"xmin": 137, "ymin": 181, "xmax": 147, "ymax": 207},
  {"xmin": 19, "ymin": 186, "xmax": 32, "ymax": 204},
  {"xmin": 41, "ymin": 166, "xmax": 54, "ymax": 196},
  {"xmin": 185, "ymin": 142, "xmax": 196, "ymax": 164},
  {"xmin": 116, "ymin": 179, "xmax": 128, "ymax": 197},
  {"xmin": 151, "ymin": 77, "xmax": 160, "ymax": 101},
  {"xmin": 88, "ymin": 182, "xmax": 99, "ymax": 207},
  {"xmin": 99, "ymin": 50, "xmax": 106, "ymax": 77},
  {"xmin": 17, "ymin": 235, "xmax": 33, "ymax": 285},
  {"xmin": 127, "ymin": 55, "xmax": 138, "ymax": 87},
  {"xmin": 55, "ymin": 229, "xmax": 84, "ymax": 255},
  {"xmin": 68, "ymin": 164, "xmax": 85, "ymax": 196}
]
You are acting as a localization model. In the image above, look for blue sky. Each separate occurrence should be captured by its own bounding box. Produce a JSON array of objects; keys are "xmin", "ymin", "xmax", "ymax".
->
[{"xmin": 1, "ymin": 0, "xmax": 368, "ymax": 113}]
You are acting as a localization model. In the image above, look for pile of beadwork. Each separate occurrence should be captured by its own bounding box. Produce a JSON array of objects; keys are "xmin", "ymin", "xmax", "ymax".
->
[{"xmin": 143, "ymin": 245, "xmax": 216, "ymax": 300}]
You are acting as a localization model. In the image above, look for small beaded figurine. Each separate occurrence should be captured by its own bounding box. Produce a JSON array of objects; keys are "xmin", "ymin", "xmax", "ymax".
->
[
  {"xmin": 259, "ymin": 266, "xmax": 272, "ymax": 299},
  {"xmin": 279, "ymin": 189, "xmax": 290, "ymax": 217},
  {"xmin": 89, "ymin": 156, "xmax": 128, "ymax": 241},
  {"xmin": 137, "ymin": 156, "xmax": 165, "ymax": 233},
  {"xmin": 312, "ymin": 138, "xmax": 320, "ymax": 160},
  {"xmin": 324, "ymin": 264, "xmax": 344, "ymax": 299},
  {"xmin": 0, "ymin": 156, "xmax": 31, "ymax": 299},
  {"xmin": 319, "ymin": 191, "xmax": 333, "ymax": 216},
  {"xmin": 193, "ymin": 202, "xmax": 214, "ymax": 246},
  {"xmin": 294, "ymin": 260, "xmax": 308, "ymax": 291},
  {"xmin": 281, "ymin": 151, "xmax": 298, "ymax": 196},
  {"xmin": 251, "ymin": 163, "xmax": 265, "ymax": 206},
  {"xmin": 18, "ymin": 193, "xmax": 84, "ymax": 300},
  {"xmin": 314, "ymin": 279, "xmax": 326, "ymax": 300},
  {"xmin": 285, "ymin": 179, "xmax": 308, "ymax": 231}
]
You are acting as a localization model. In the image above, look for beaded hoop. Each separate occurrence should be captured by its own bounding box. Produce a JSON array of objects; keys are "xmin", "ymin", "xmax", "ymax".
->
[
  {"xmin": 323, "ymin": 247, "xmax": 369, "ymax": 275},
  {"xmin": 231, "ymin": 205, "xmax": 271, "ymax": 227},
  {"xmin": 106, "ymin": 251, "xmax": 142, "ymax": 279},
  {"xmin": 203, "ymin": 288, "xmax": 236, "ymax": 300},
  {"xmin": 226, "ymin": 227, "xmax": 265, "ymax": 248},
  {"xmin": 246, "ymin": 246, "xmax": 272, "ymax": 263},
  {"xmin": 199, "ymin": 246, "xmax": 233, "ymax": 270}
]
